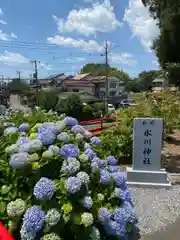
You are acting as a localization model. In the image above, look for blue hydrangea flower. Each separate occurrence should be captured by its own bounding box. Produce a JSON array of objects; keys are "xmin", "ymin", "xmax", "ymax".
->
[
  {"xmin": 81, "ymin": 196, "xmax": 93, "ymax": 209},
  {"xmin": 3, "ymin": 122, "xmax": 15, "ymax": 127},
  {"xmin": 114, "ymin": 188, "xmax": 125, "ymax": 200},
  {"xmin": 85, "ymin": 148, "xmax": 96, "ymax": 160},
  {"xmin": 112, "ymin": 206, "xmax": 136, "ymax": 225},
  {"xmin": 19, "ymin": 123, "xmax": 30, "ymax": 132},
  {"xmin": 100, "ymin": 169, "xmax": 111, "ymax": 185},
  {"xmin": 57, "ymin": 132, "xmax": 69, "ymax": 143},
  {"xmin": 122, "ymin": 202, "xmax": 138, "ymax": 224},
  {"xmin": 91, "ymin": 161, "xmax": 99, "ymax": 173},
  {"xmin": 16, "ymin": 136, "xmax": 30, "ymax": 146},
  {"xmin": 111, "ymin": 172, "xmax": 126, "ymax": 188},
  {"xmin": 33, "ymin": 177, "xmax": 55, "ymax": 200},
  {"xmin": 71, "ymin": 125, "xmax": 85, "ymax": 134},
  {"xmin": 64, "ymin": 117, "xmax": 78, "ymax": 126},
  {"xmin": 107, "ymin": 155, "xmax": 118, "ymax": 166},
  {"xmin": 77, "ymin": 171, "xmax": 90, "ymax": 185},
  {"xmin": 65, "ymin": 176, "xmax": 82, "ymax": 194},
  {"xmin": 91, "ymin": 136, "xmax": 101, "ymax": 145},
  {"xmin": 20, "ymin": 224, "xmax": 36, "ymax": 240},
  {"xmin": 104, "ymin": 220, "xmax": 126, "ymax": 237},
  {"xmin": 23, "ymin": 205, "xmax": 45, "ymax": 233},
  {"xmin": 60, "ymin": 144, "xmax": 80, "ymax": 158},
  {"xmin": 108, "ymin": 166, "xmax": 120, "ymax": 173},
  {"xmin": 98, "ymin": 159, "xmax": 107, "ymax": 168},
  {"xmin": 37, "ymin": 132, "xmax": 55, "ymax": 146},
  {"xmin": 98, "ymin": 208, "xmax": 111, "ymax": 223},
  {"xmin": 48, "ymin": 145, "xmax": 60, "ymax": 155},
  {"xmin": 124, "ymin": 189, "xmax": 133, "ymax": 204},
  {"xmin": 10, "ymin": 152, "xmax": 30, "ymax": 169},
  {"xmin": 84, "ymin": 142, "xmax": 91, "ymax": 150},
  {"xmin": 61, "ymin": 158, "xmax": 80, "ymax": 175},
  {"xmin": 4, "ymin": 127, "xmax": 18, "ymax": 135}
]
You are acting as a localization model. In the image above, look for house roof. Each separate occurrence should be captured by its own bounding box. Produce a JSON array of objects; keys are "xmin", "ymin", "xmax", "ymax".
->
[{"xmin": 73, "ymin": 73, "xmax": 91, "ymax": 80}]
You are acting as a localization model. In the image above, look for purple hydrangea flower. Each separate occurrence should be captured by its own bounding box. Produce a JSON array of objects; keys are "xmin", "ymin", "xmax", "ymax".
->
[
  {"xmin": 114, "ymin": 188, "xmax": 125, "ymax": 200},
  {"xmin": 98, "ymin": 159, "xmax": 107, "ymax": 168},
  {"xmin": 64, "ymin": 117, "xmax": 78, "ymax": 126},
  {"xmin": 85, "ymin": 148, "xmax": 96, "ymax": 160},
  {"xmin": 71, "ymin": 125, "xmax": 85, "ymax": 134},
  {"xmin": 37, "ymin": 132, "xmax": 55, "ymax": 146},
  {"xmin": 111, "ymin": 172, "xmax": 126, "ymax": 188},
  {"xmin": 16, "ymin": 136, "xmax": 30, "ymax": 146},
  {"xmin": 81, "ymin": 196, "xmax": 93, "ymax": 209},
  {"xmin": 107, "ymin": 155, "xmax": 118, "ymax": 166},
  {"xmin": 113, "ymin": 207, "xmax": 135, "ymax": 224},
  {"xmin": 60, "ymin": 144, "xmax": 80, "ymax": 158},
  {"xmin": 100, "ymin": 169, "xmax": 111, "ymax": 185},
  {"xmin": 57, "ymin": 132, "xmax": 69, "ymax": 143},
  {"xmin": 104, "ymin": 220, "xmax": 126, "ymax": 237},
  {"xmin": 48, "ymin": 145, "xmax": 60, "ymax": 155},
  {"xmin": 91, "ymin": 161, "xmax": 99, "ymax": 173},
  {"xmin": 65, "ymin": 176, "xmax": 82, "ymax": 194},
  {"xmin": 122, "ymin": 202, "xmax": 138, "ymax": 224},
  {"xmin": 108, "ymin": 166, "xmax": 120, "ymax": 173},
  {"xmin": 19, "ymin": 123, "xmax": 30, "ymax": 132},
  {"xmin": 23, "ymin": 205, "xmax": 45, "ymax": 233},
  {"xmin": 33, "ymin": 177, "xmax": 55, "ymax": 200},
  {"xmin": 124, "ymin": 189, "xmax": 133, "ymax": 204},
  {"xmin": 98, "ymin": 208, "xmax": 111, "ymax": 223},
  {"xmin": 91, "ymin": 136, "xmax": 101, "ymax": 145}
]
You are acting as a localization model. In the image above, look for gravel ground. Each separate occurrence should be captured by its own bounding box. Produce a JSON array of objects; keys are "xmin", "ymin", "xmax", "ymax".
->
[{"xmin": 130, "ymin": 185, "xmax": 180, "ymax": 235}]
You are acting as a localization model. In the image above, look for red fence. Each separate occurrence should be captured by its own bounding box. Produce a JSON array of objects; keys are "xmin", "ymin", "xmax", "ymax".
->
[{"xmin": 80, "ymin": 116, "xmax": 117, "ymax": 135}]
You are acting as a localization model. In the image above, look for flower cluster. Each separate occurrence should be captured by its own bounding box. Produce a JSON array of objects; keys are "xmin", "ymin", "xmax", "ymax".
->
[{"xmin": 2, "ymin": 113, "xmax": 137, "ymax": 239}]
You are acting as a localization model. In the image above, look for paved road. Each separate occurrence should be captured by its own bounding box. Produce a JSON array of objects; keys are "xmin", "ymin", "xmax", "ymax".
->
[{"xmin": 142, "ymin": 218, "xmax": 180, "ymax": 240}]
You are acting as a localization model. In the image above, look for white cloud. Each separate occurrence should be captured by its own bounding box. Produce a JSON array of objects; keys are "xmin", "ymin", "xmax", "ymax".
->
[
  {"xmin": 0, "ymin": 8, "xmax": 3, "ymax": 15},
  {"xmin": 47, "ymin": 35, "xmax": 103, "ymax": 52},
  {"xmin": 0, "ymin": 51, "xmax": 51, "ymax": 72},
  {"xmin": 0, "ymin": 20, "xmax": 6, "ymax": 25},
  {"xmin": 0, "ymin": 30, "xmax": 17, "ymax": 41},
  {"xmin": 110, "ymin": 52, "xmax": 137, "ymax": 65},
  {"xmin": 52, "ymin": 0, "xmax": 122, "ymax": 36},
  {"xmin": 0, "ymin": 51, "xmax": 29, "ymax": 66},
  {"xmin": 124, "ymin": 0, "xmax": 159, "ymax": 51}
]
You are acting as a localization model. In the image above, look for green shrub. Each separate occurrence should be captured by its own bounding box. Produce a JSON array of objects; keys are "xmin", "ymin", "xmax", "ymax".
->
[{"xmin": 0, "ymin": 111, "xmax": 137, "ymax": 239}]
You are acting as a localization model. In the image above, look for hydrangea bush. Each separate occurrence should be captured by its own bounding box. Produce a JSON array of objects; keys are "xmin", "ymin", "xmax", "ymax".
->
[{"xmin": 0, "ymin": 111, "xmax": 138, "ymax": 240}]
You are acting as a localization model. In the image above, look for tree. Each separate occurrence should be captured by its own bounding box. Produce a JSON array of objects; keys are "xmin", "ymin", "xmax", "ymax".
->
[
  {"xmin": 37, "ymin": 90, "xmax": 59, "ymax": 111},
  {"xmin": 80, "ymin": 63, "xmax": 131, "ymax": 82},
  {"xmin": 125, "ymin": 79, "xmax": 140, "ymax": 93},
  {"xmin": 141, "ymin": 0, "xmax": 180, "ymax": 86},
  {"xmin": 7, "ymin": 79, "xmax": 29, "ymax": 93},
  {"xmin": 56, "ymin": 94, "xmax": 83, "ymax": 120},
  {"xmin": 138, "ymin": 70, "xmax": 162, "ymax": 91}
]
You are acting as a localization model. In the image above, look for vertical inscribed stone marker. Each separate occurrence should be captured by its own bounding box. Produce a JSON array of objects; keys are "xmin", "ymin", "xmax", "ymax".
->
[{"xmin": 127, "ymin": 118, "xmax": 171, "ymax": 188}]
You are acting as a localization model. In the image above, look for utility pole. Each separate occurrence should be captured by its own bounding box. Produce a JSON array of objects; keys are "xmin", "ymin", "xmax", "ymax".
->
[
  {"xmin": 104, "ymin": 40, "xmax": 110, "ymax": 115},
  {"xmin": 31, "ymin": 60, "xmax": 40, "ymax": 82},
  {"xmin": 31, "ymin": 60, "xmax": 40, "ymax": 106},
  {"xmin": 17, "ymin": 71, "xmax": 21, "ymax": 80}
]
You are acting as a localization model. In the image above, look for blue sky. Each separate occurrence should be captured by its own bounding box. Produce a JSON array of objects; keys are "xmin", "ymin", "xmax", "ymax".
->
[{"xmin": 0, "ymin": 0, "xmax": 160, "ymax": 79}]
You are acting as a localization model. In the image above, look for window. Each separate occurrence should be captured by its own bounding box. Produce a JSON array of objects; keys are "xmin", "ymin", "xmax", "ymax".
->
[
  {"xmin": 99, "ymin": 91, "xmax": 105, "ymax": 97},
  {"xmin": 109, "ymin": 82, "xmax": 117, "ymax": 88},
  {"xmin": 99, "ymin": 83, "xmax": 105, "ymax": 87},
  {"xmin": 109, "ymin": 91, "xmax": 116, "ymax": 96}
]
